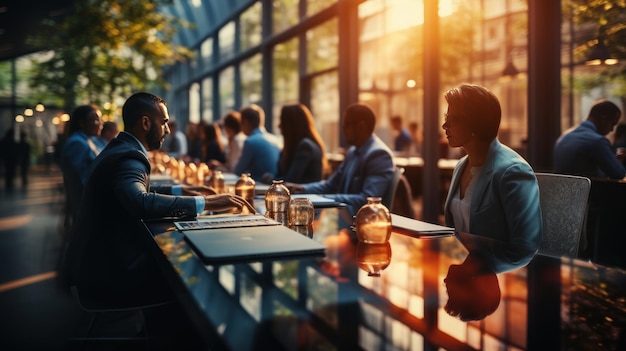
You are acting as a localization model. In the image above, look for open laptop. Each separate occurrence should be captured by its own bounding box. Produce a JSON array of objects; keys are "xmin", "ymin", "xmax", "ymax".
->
[
  {"xmin": 177, "ymin": 215, "xmax": 326, "ymax": 264},
  {"xmin": 391, "ymin": 214, "xmax": 455, "ymax": 238}
]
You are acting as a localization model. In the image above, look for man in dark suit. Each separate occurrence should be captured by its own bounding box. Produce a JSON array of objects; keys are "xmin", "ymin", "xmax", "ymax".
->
[
  {"xmin": 62, "ymin": 92, "xmax": 254, "ymax": 304},
  {"xmin": 286, "ymin": 103, "xmax": 394, "ymax": 215}
]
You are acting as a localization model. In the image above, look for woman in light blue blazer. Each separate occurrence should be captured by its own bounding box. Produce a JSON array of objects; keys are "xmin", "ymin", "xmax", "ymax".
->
[{"xmin": 442, "ymin": 84, "xmax": 542, "ymax": 268}]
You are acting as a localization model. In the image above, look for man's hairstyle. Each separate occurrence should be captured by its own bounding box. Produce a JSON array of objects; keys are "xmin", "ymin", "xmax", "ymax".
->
[
  {"xmin": 222, "ymin": 111, "xmax": 242, "ymax": 134},
  {"xmin": 122, "ymin": 92, "xmax": 165, "ymax": 129},
  {"xmin": 240, "ymin": 104, "xmax": 264, "ymax": 129},
  {"xmin": 444, "ymin": 84, "xmax": 501, "ymax": 141},
  {"xmin": 101, "ymin": 121, "xmax": 117, "ymax": 133},
  {"xmin": 588, "ymin": 99, "xmax": 621, "ymax": 121},
  {"xmin": 68, "ymin": 105, "xmax": 98, "ymax": 134},
  {"xmin": 345, "ymin": 103, "xmax": 376, "ymax": 133}
]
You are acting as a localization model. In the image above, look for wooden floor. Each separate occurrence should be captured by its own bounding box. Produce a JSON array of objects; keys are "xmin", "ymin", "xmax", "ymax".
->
[{"xmin": 0, "ymin": 164, "xmax": 82, "ymax": 351}]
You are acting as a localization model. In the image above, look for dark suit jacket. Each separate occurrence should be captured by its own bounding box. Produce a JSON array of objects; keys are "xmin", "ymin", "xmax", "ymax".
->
[
  {"xmin": 302, "ymin": 134, "xmax": 394, "ymax": 214},
  {"xmin": 63, "ymin": 131, "xmax": 197, "ymax": 304}
]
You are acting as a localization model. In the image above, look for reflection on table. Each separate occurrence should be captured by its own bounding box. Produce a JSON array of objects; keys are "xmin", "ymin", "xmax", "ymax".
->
[{"xmin": 142, "ymin": 207, "xmax": 626, "ymax": 351}]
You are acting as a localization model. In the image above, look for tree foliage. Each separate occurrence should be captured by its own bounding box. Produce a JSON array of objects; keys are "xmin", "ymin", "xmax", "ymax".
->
[
  {"xmin": 28, "ymin": 0, "xmax": 193, "ymax": 112},
  {"xmin": 567, "ymin": 0, "xmax": 626, "ymax": 96}
]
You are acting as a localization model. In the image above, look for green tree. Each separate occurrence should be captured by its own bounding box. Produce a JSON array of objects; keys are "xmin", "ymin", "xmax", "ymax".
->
[
  {"xmin": 27, "ymin": 0, "xmax": 193, "ymax": 113},
  {"xmin": 567, "ymin": 0, "xmax": 626, "ymax": 99}
]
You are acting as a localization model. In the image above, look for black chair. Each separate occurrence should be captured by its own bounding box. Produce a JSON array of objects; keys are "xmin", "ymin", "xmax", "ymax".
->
[{"xmin": 69, "ymin": 285, "xmax": 170, "ymax": 350}]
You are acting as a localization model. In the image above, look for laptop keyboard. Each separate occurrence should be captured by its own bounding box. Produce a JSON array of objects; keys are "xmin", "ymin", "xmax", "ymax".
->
[{"xmin": 175, "ymin": 215, "xmax": 280, "ymax": 231}]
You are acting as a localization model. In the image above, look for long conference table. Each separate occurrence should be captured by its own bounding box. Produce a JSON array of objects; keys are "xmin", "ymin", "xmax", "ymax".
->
[{"xmin": 140, "ymin": 197, "xmax": 626, "ymax": 351}]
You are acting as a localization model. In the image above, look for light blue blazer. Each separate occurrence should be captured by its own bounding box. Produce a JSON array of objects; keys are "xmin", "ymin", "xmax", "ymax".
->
[{"xmin": 444, "ymin": 139, "xmax": 543, "ymax": 259}]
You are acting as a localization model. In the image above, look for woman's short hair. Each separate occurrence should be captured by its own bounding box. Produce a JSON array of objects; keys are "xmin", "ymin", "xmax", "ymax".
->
[{"xmin": 444, "ymin": 84, "xmax": 501, "ymax": 141}]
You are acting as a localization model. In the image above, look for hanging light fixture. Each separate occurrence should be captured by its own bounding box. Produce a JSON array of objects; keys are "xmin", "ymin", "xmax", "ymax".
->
[
  {"xmin": 585, "ymin": 37, "xmax": 619, "ymax": 66},
  {"xmin": 502, "ymin": 59, "xmax": 519, "ymax": 78}
]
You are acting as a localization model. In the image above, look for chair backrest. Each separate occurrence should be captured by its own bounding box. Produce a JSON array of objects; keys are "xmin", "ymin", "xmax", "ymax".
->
[
  {"xmin": 391, "ymin": 173, "xmax": 415, "ymax": 218},
  {"xmin": 382, "ymin": 167, "xmax": 404, "ymax": 209},
  {"xmin": 535, "ymin": 172, "xmax": 591, "ymax": 258}
]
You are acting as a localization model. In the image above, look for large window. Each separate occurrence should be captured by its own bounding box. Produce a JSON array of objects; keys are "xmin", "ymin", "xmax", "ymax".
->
[
  {"xmin": 219, "ymin": 21, "xmax": 236, "ymax": 60},
  {"xmin": 202, "ymin": 77, "xmax": 213, "ymax": 122},
  {"xmin": 241, "ymin": 2, "xmax": 262, "ymax": 51},
  {"xmin": 219, "ymin": 66, "xmax": 235, "ymax": 117},
  {"xmin": 311, "ymin": 72, "xmax": 339, "ymax": 152},
  {"xmin": 188, "ymin": 82, "xmax": 201, "ymax": 123},
  {"xmin": 307, "ymin": 18, "xmax": 339, "ymax": 73},
  {"xmin": 241, "ymin": 54, "xmax": 262, "ymax": 107},
  {"xmin": 273, "ymin": 0, "xmax": 299, "ymax": 34},
  {"xmin": 272, "ymin": 38, "xmax": 299, "ymax": 132}
]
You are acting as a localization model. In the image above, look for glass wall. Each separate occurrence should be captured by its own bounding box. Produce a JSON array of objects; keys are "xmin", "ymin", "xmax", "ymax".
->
[
  {"xmin": 241, "ymin": 54, "xmax": 263, "ymax": 108},
  {"xmin": 272, "ymin": 38, "xmax": 299, "ymax": 132}
]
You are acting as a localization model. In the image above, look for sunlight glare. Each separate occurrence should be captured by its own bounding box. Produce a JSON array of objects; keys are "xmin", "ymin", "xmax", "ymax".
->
[{"xmin": 439, "ymin": 0, "xmax": 456, "ymax": 17}]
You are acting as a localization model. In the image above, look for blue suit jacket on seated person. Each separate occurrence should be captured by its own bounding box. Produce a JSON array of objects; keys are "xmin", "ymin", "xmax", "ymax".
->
[
  {"xmin": 63, "ymin": 131, "xmax": 199, "ymax": 304},
  {"xmin": 553, "ymin": 120, "xmax": 626, "ymax": 179},
  {"xmin": 234, "ymin": 128, "xmax": 281, "ymax": 180},
  {"xmin": 302, "ymin": 135, "xmax": 394, "ymax": 215},
  {"xmin": 444, "ymin": 139, "xmax": 543, "ymax": 263}
]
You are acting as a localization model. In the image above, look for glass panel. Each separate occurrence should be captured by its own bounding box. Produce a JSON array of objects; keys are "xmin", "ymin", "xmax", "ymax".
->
[
  {"xmin": 188, "ymin": 82, "xmax": 201, "ymax": 123},
  {"xmin": 219, "ymin": 21, "xmax": 236, "ymax": 61},
  {"xmin": 310, "ymin": 72, "xmax": 339, "ymax": 153},
  {"xmin": 219, "ymin": 66, "xmax": 235, "ymax": 117},
  {"xmin": 272, "ymin": 38, "xmax": 299, "ymax": 133},
  {"xmin": 202, "ymin": 77, "xmax": 212, "ymax": 122},
  {"xmin": 241, "ymin": 54, "xmax": 263, "ymax": 107},
  {"xmin": 306, "ymin": 18, "xmax": 338, "ymax": 73},
  {"xmin": 241, "ymin": 2, "xmax": 262, "ymax": 51},
  {"xmin": 306, "ymin": 0, "xmax": 335, "ymax": 15},
  {"xmin": 273, "ymin": 0, "xmax": 299, "ymax": 34},
  {"xmin": 200, "ymin": 37, "xmax": 213, "ymax": 66}
]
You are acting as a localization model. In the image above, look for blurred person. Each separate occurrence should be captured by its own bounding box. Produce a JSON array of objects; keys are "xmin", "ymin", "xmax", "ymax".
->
[
  {"xmin": 286, "ymin": 103, "xmax": 394, "ymax": 215},
  {"xmin": 59, "ymin": 93, "xmax": 254, "ymax": 344},
  {"xmin": 17, "ymin": 131, "xmax": 31, "ymax": 188},
  {"xmin": 408, "ymin": 121, "xmax": 422, "ymax": 155},
  {"xmin": 390, "ymin": 115, "xmax": 412, "ymax": 154},
  {"xmin": 234, "ymin": 104, "xmax": 281, "ymax": 180},
  {"xmin": 61, "ymin": 104, "xmax": 103, "ymax": 185},
  {"xmin": 93, "ymin": 121, "xmax": 119, "ymax": 150},
  {"xmin": 220, "ymin": 111, "xmax": 246, "ymax": 172},
  {"xmin": 263, "ymin": 103, "xmax": 328, "ymax": 183},
  {"xmin": 0, "ymin": 129, "xmax": 18, "ymax": 191},
  {"xmin": 185, "ymin": 121, "xmax": 205, "ymax": 163},
  {"xmin": 203, "ymin": 122, "xmax": 227, "ymax": 165},
  {"xmin": 554, "ymin": 100, "xmax": 625, "ymax": 179},
  {"xmin": 162, "ymin": 119, "xmax": 187, "ymax": 159},
  {"xmin": 442, "ymin": 84, "xmax": 542, "ymax": 253}
]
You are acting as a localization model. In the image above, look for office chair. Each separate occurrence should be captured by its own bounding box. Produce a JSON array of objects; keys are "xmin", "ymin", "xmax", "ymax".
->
[
  {"xmin": 382, "ymin": 167, "xmax": 404, "ymax": 209},
  {"xmin": 535, "ymin": 172, "xmax": 591, "ymax": 258},
  {"xmin": 69, "ymin": 285, "xmax": 170, "ymax": 350}
]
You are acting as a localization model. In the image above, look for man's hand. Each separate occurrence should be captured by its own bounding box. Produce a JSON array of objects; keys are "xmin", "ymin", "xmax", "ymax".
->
[
  {"xmin": 284, "ymin": 182, "xmax": 304, "ymax": 194},
  {"xmin": 204, "ymin": 194, "xmax": 257, "ymax": 214},
  {"xmin": 183, "ymin": 185, "xmax": 217, "ymax": 196}
]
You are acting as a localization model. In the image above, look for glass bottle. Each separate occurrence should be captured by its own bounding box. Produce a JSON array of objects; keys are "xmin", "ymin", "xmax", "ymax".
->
[
  {"xmin": 265, "ymin": 180, "xmax": 291, "ymax": 213},
  {"xmin": 288, "ymin": 198, "xmax": 315, "ymax": 226},
  {"xmin": 356, "ymin": 242, "xmax": 392, "ymax": 277},
  {"xmin": 235, "ymin": 173, "xmax": 256, "ymax": 207},
  {"xmin": 354, "ymin": 196, "xmax": 392, "ymax": 243},
  {"xmin": 209, "ymin": 170, "xmax": 225, "ymax": 194}
]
